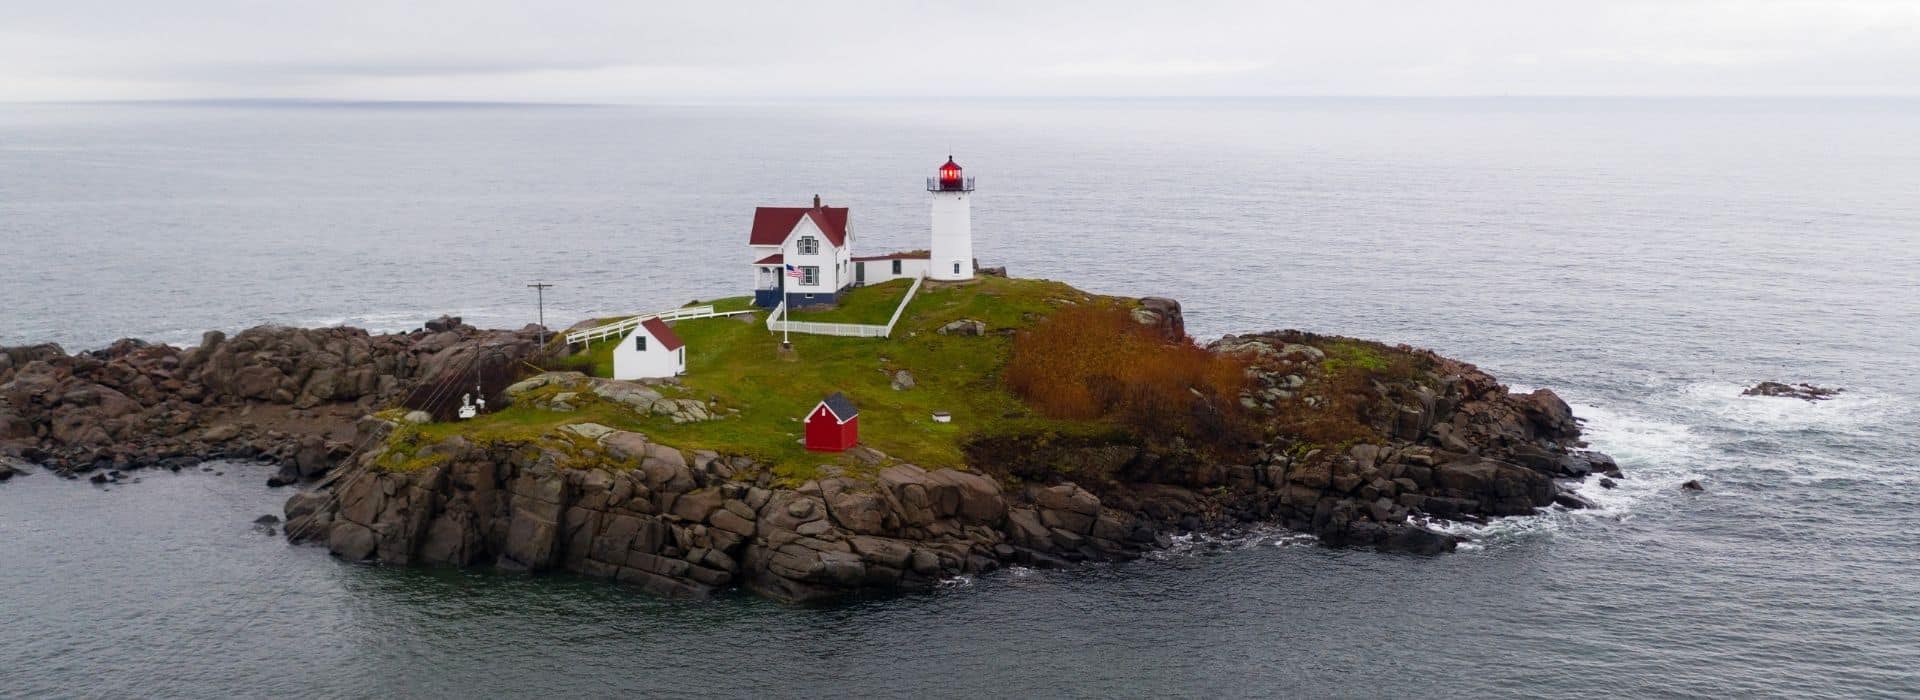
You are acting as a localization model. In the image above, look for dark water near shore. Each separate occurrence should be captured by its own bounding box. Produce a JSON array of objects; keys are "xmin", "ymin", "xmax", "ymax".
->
[{"xmin": 3, "ymin": 99, "xmax": 1919, "ymax": 698}]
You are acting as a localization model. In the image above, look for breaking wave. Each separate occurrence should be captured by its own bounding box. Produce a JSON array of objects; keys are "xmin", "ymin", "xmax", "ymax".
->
[
  {"xmin": 297, "ymin": 311, "xmax": 436, "ymax": 335},
  {"xmin": 1422, "ymin": 390, "xmax": 1705, "ymax": 546},
  {"xmin": 1439, "ymin": 378, "xmax": 1902, "ymax": 546},
  {"xmin": 1677, "ymin": 380, "xmax": 1893, "ymax": 437}
]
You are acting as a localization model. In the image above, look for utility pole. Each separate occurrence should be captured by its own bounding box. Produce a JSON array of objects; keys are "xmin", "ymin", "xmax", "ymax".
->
[{"xmin": 528, "ymin": 282, "xmax": 554, "ymax": 356}]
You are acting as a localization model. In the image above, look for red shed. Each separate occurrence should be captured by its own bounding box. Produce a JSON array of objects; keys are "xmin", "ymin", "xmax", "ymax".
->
[{"xmin": 805, "ymin": 392, "xmax": 859, "ymax": 452}]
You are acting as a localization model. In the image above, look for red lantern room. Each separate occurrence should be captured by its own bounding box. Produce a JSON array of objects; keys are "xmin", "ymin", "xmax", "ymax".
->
[{"xmin": 930, "ymin": 155, "xmax": 974, "ymax": 192}]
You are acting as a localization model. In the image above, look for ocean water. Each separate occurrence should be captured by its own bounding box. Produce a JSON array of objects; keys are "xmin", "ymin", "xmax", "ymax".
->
[{"xmin": 2, "ymin": 99, "xmax": 1918, "ymax": 698}]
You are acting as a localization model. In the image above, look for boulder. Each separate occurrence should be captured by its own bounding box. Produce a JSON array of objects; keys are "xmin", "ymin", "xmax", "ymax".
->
[
  {"xmin": 1431, "ymin": 460, "xmax": 1552, "ymax": 516},
  {"xmin": 637, "ymin": 445, "xmax": 695, "ymax": 493},
  {"xmin": 710, "ymin": 508, "xmax": 757, "ymax": 536},
  {"xmin": 1033, "ymin": 483, "xmax": 1100, "ymax": 516},
  {"xmin": 544, "ymin": 392, "xmax": 580, "ymax": 412},
  {"xmin": 328, "ymin": 522, "xmax": 378, "ymax": 561},
  {"xmin": 1742, "ymin": 381, "xmax": 1842, "ymax": 401},
  {"xmin": 506, "ymin": 371, "xmax": 585, "ymax": 398},
  {"xmin": 1516, "ymin": 389, "xmax": 1579, "ymax": 439},
  {"xmin": 200, "ymin": 423, "xmax": 243, "ymax": 442},
  {"xmin": 821, "ymin": 479, "xmax": 890, "ymax": 535},
  {"xmin": 423, "ymin": 315, "xmax": 463, "ymax": 333},
  {"xmin": 671, "ymin": 488, "xmax": 725, "ymax": 522},
  {"xmin": 1280, "ymin": 343, "xmax": 1325, "ymax": 362},
  {"xmin": 561, "ymin": 422, "xmax": 617, "ymax": 441},
  {"xmin": 599, "ymin": 431, "xmax": 651, "ymax": 461},
  {"xmin": 936, "ymin": 319, "xmax": 987, "ymax": 336},
  {"xmin": 589, "ymin": 379, "xmax": 663, "ymax": 413},
  {"xmin": 890, "ymin": 370, "xmax": 916, "ymax": 391},
  {"xmin": 230, "ymin": 366, "xmax": 286, "ymax": 401},
  {"xmin": 1131, "ymin": 297, "xmax": 1186, "ymax": 341},
  {"xmin": 292, "ymin": 435, "xmax": 332, "ymax": 477}
]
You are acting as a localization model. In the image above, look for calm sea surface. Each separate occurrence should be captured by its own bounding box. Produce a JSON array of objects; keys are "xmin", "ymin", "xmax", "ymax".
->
[{"xmin": 3, "ymin": 99, "xmax": 1918, "ymax": 698}]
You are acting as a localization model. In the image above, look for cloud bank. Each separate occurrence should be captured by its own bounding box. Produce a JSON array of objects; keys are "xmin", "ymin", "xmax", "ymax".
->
[{"xmin": 2, "ymin": 0, "xmax": 1915, "ymax": 101}]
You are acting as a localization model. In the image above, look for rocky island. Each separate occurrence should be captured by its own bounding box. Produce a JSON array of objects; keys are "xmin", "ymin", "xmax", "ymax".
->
[{"xmin": 0, "ymin": 276, "xmax": 1615, "ymax": 603}]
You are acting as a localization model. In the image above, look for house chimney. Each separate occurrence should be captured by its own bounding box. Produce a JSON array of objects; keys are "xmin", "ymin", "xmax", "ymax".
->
[{"xmin": 812, "ymin": 194, "xmax": 822, "ymax": 208}]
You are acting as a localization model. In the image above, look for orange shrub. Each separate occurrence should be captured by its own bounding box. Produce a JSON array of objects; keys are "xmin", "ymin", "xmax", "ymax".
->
[{"xmin": 1005, "ymin": 305, "xmax": 1253, "ymax": 447}]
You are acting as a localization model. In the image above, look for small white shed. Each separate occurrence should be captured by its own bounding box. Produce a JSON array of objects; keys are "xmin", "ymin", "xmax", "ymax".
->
[{"xmin": 612, "ymin": 317, "xmax": 687, "ymax": 380}]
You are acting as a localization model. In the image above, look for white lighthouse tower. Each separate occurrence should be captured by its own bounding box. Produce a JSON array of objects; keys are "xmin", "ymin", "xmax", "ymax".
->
[{"xmin": 927, "ymin": 156, "xmax": 975, "ymax": 281}]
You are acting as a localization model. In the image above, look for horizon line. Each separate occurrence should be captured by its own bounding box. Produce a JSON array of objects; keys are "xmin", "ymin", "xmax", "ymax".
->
[{"xmin": 7, "ymin": 94, "xmax": 1920, "ymax": 108}]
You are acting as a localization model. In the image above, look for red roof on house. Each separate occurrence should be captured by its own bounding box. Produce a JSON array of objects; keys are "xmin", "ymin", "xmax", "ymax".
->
[
  {"xmin": 749, "ymin": 206, "xmax": 848, "ymax": 247},
  {"xmin": 851, "ymin": 251, "xmax": 931, "ymax": 262},
  {"xmin": 754, "ymin": 253, "xmax": 784, "ymax": 265},
  {"xmin": 639, "ymin": 317, "xmax": 684, "ymax": 352}
]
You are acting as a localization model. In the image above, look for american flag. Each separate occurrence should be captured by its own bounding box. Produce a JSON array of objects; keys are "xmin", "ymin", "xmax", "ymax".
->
[{"xmin": 785, "ymin": 264, "xmax": 801, "ymax": 279}]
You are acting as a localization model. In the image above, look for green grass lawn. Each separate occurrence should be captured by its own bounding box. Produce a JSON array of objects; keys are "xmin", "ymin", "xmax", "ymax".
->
[
  {"xmin": 786, "ymin": 279, "xmax": 915, "ymax": 325},
  {"xmin": 411, "ymin": 276, "xmax": 1128, "ymax": 484},
  {"xmin": 691, "ymin": 296, "xmax": 760, "ymax": 314}
]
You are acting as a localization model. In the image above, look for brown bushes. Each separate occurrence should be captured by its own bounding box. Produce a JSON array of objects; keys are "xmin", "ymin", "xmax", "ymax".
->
[{"xmin": 1005, "ymin": 305, "xmax": 1254, "ymax": 448}]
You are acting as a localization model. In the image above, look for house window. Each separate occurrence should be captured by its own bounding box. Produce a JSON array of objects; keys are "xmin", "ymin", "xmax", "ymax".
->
[
  {"xmin": 677, "ymin": 347, "xmax": 684, "ymax": 365},
  {"xmin": 797, "ymin": 236, "xmax": 819, "ymax": 255},
  {"xmin": 634, "ymin": 336, "xmax": 647, "ymax": 352},
  {"xmin": 953, "ymin": 262, "xmax": 962, "ymax": 274},
  {"xmin": 801, "ymin": 266, "xmax": 819, "ymax": 285},
  {"xmin": 892, "ymin": 259, "xmax": 902, "ymax": 275}
]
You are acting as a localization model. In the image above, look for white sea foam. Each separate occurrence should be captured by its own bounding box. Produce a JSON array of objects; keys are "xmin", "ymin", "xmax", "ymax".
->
[
  {"xmin": 1678, "ymin": 381, "xmax": 1892, "ymax": 436},
  {"xmin": 1425, "ymin": 394, "xmax": 1707, "ymax": 545},
  {"xmin": 1443, "ymin": 380, "xmax": 1907, "ymax": 544},
  {"xmin": 1577, "ymin": 401, "xmax": 1700, "ymax": 469},
  {"xmin": 1146, "ymin": 525, "xmax": 1311, "ymax": 561},
  {"xmin": 298, "ymin": 311, "xmax": 439, "ymax": 334}
]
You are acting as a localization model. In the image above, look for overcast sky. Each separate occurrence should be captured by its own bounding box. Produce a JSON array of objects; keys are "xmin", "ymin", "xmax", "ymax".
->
[{"xmin": 2, "ymin": 0, "xmax": 1916, "ymax": 102}]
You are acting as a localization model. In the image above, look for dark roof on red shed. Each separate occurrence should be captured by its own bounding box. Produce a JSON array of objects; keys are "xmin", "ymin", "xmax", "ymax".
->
[
  {"xmin": 639, "ymin": 317, "xmax": 684, "ymax": 351},
  {"xmin": 749, "ymin": 206, "xmax": 848, "ymax": 247},
  {"xmin": 813, "ymin": 392, "xmax": 858, "ymax": 423}
]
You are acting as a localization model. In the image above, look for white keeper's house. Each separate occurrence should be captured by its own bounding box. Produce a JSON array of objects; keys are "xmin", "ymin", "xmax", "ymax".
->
[
  {"xmin": 750, "ymin": 156, "xmax": 979, "ymax": 309},
  {"xmin": 612, "ymin": 317, "xmax": 687, "ymax": 380}
]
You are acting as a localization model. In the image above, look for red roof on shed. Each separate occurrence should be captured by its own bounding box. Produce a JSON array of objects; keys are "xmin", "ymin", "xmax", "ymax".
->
[
  {"xmin": 749, "ymin": 206, "xmax": 848, "ymax": 247},
  {"xmin": 639, "ymin": 317, "xmax": 684, "ymax": 351}
]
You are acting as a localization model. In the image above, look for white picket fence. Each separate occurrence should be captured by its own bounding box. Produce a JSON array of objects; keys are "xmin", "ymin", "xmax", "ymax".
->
[
  {"xmin": 565, "ymin": 305, "xmax": 750, "ymax": 346},
  {"xmin": 767, "ymin": 276, "xmax": 923, "ymax": 339}
]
